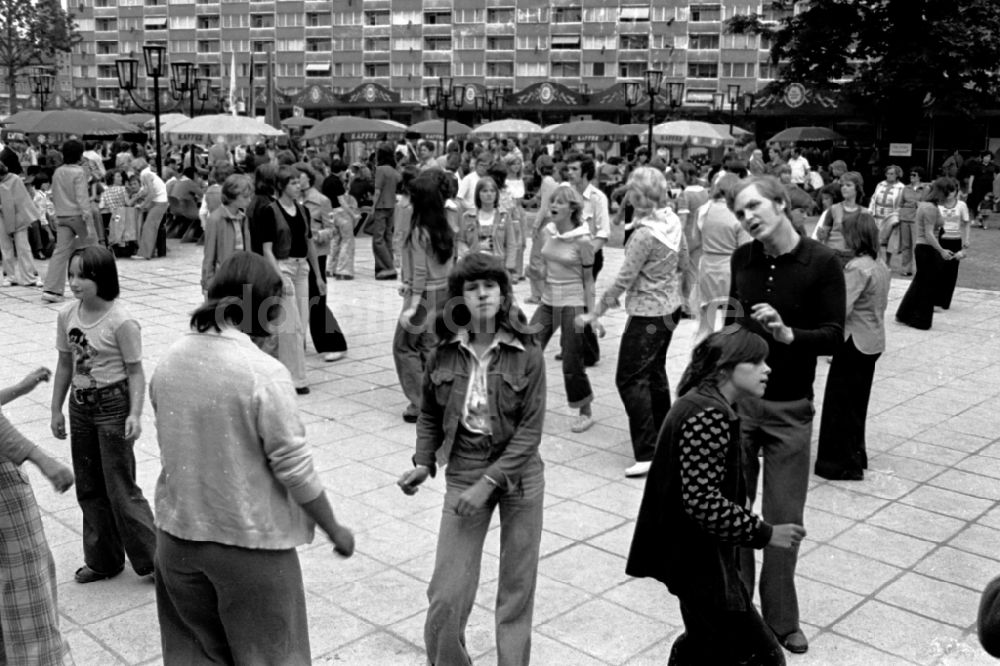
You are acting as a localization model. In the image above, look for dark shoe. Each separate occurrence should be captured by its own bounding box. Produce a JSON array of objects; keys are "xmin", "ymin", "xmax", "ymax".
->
[
  {"xmin": 777, "ymin": 630, "xmax": 809, "ymax": 654},
  {"xmin": 375, "ymin": 271, "xmax": 397, "ymax": 281},
  {"xmin": 402, "ymin": 404, "xmax": 419, "ymax": 423},
  {"xmin": 814, "ymin": 462, "xmax": 864, "ymax": 481},
  {"xmin": 295, "ymin": 386, "xmax": 310, "ymax": 395},
  {"xmin": 75, "ymin": 565, "xmax": 123, "ymax": 584}
]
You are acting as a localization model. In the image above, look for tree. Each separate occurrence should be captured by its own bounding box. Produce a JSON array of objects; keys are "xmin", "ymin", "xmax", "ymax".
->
[
  {"xmin": 727, "ymin": 0, "xmax": 1000, "ymax": 119},
  {"xmin": 0, "ymin": 0, "xmax": 80, "ymax": 113}
]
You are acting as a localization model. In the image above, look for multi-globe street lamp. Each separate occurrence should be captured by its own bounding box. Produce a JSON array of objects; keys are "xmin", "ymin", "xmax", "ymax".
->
[
  {"xmin": 116, "ymin": 44, "xmax": 168, "ymax": 175},
  {"xmin": 29, "ymin": 67, "xmax": 55, "ymax": 111}
]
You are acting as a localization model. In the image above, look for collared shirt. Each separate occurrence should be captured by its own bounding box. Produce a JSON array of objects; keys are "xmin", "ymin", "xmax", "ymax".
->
[
  {"xmin": 455, "ymin": 329, "xmax": 525, "ymax": 435},
  {"xmin": 580, "ymin": 183, "xmax": 610, "ymax": 240},
  {"xmin": 788, "ymin": 155, "xmax": 810, "ymax": 185},
  {"xmin": 140, "ymin": 167, "xmax": 168, "ymax": 204},
  {"xmin": 728, "ymin": 237, "xmax": 845, "ymax": 401},
  {"xmin": 843, "ymin": 256, "xmax": 890, "ymax": 355},
  {"xmin": 869, "ymin": 181, "xmax": 904, "ymax": 222}
]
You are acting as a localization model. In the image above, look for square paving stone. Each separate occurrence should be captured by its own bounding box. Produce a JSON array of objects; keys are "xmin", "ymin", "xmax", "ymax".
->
[
  {"xmin": 538, "ymin": 598, "xmax": 670, "ymax": 664},
  {"xmin": 539, "ymin": 544, "xmax": 629, "ymax": 594},
  {"xmin": 798, "ymin": 545, "xmax": 902, "ymax": 596},
  {"xmin": 832, "ymin": 600, "xmax": 963, "ymax": 664},
  {"xmin": 830, "ymin": 523, "xmax": 936, "ymax": 568},
  {"xmin": 916, "ymin": 546, "xmax": 1000, "ymax": 591},
  {"xmin": 901, "ymin": 485, "xmax": 995, "ymax": 521},
  {"xmin": 877, "ymin": 572, "xmax": 981, "ymax": 627},
  {"xmin": 867, "ymin": 502, "xmax": 966, "ymax": 542},
  {"xmin": 542, "ymin": 500, "xmax": 627, "ymax": 541}
]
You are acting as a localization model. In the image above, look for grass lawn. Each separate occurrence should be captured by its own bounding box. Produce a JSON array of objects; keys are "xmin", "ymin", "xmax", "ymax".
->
[{"xmin": 954, "ymin": 215, "xmax": 1000, "ymax": 291}]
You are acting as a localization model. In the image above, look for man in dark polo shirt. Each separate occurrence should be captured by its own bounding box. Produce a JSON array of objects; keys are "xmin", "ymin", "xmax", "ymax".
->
[{"xmin": 727, "ymin": 175, "xmax": 845, "ymax": 655}]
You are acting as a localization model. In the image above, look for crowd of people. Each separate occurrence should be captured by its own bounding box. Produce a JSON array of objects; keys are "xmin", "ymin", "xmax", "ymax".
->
[{"xmin": 0, "ymin": 125, "xmax": 989, "ymax": 664}]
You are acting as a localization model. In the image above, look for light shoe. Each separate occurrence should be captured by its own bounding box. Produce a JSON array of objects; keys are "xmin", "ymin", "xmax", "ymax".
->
[
  {"xmin": 41, "ymin": 291, "xmax": 64, "ymax": 303},
  {"xmin": 570, "ymin": 414, "xmax": 594, "ymax": 433},
  {"xmin": 324, "ymin": 351, "xmax": 346, "ymax": 362},
  {"xmin": 625, "ymin": 461, "xmax": 652, "ymax": 478},
  {"xmin": 1, "ymin": 278, "xmax": 10, "ymax": 287}
]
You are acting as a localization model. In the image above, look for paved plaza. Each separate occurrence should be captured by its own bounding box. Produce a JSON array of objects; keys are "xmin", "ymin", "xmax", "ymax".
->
[{"xmin": 1, "ymin": 238, "xmax": 998, "ymax": 665}]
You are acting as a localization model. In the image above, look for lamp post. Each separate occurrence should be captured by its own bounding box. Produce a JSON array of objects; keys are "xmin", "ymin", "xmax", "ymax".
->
[
  {"xmin": 170, "ymin": 61, "xmax": 197, "ymax": 117},
  {"xmin": 116, "ymin": 44, "xmax": 167, "ymax": 175},
  {"xmin": 624, "ymin": 80, "xmax": 642, "ymax": 125},
  {"xmin": 29, "ymin": 68, "xmax": 54, "ymax": 111},
  {"xmin": 726, "ymin": 83, "xmax": 742, "ymax": 136},
  {"xmin": 643, "ymin": 69, "xmax": 663, "ymax": 156},
  {"xmin": 432, "ymin": 76, "xmax": 464, "ymax": 153}
]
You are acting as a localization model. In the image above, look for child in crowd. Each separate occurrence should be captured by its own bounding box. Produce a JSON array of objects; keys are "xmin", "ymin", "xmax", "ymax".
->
[{"xmin": 50, "ymin": 246, "xmax": 157, "ymax": 583}]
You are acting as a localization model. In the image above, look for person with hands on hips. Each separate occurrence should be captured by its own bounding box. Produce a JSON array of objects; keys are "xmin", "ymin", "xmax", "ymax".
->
[
  {"xmin": 726, "ymin": 176, "xmax": 845, "ymax": 656},
  {"xmin": 1, "ymin": 365, "xmax": 76, "ymax": 664},
  {"xmin": 398, "ymin": 252, "xmax": 546, "ymax": 666},
  {"xmin": 627, "ymin": 326, "xmax": 804, "ymax": 666},
  {"xmin": 50, "ymin": 246, "xmax": 158, "ymax": 585}
]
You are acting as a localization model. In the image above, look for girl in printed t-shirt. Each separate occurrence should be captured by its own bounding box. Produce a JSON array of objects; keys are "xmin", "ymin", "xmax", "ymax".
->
[{"xmin": 50, "ymin": 246, "xmax": 157, "ymax": 584}]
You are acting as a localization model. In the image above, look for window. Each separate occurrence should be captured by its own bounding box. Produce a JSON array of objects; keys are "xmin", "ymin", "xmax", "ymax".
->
[
  {"xmin": 221, "ymin": 15, "xmax": 248, "ymax": 28},
  {"xmin": 423, "ymin": 62, "xmax": 451, "ymax": 77},
  {"xmin": 195, "ymin": 16, "xmax": 218, "ymax": 28},
  {"xmin": 760, "ymin": 5, "xmax": 791, "ymax": 22},
  {"xmin": 144, "ymin": 17, "xmax": 167, "ymax": 31},
  {"xmin": 364, "ymin": 37, "xmax": 389, "ymax": 51},
  {"xmin": 583, "ymin": 7, "xmax": 615, "ymax": 21},
  {"xmin": 424, "ymin": 11, "xmax": 451, "ymax": 24},
  {"xmin": 98, "ymin": 87, "xmax": 119, "ymax": 101},
  {"xmin": 551, "ymin": 35, "xmax": 581, "ymax": 50},
  {"xmin": 97, "ymin": 65, "xmax": 117, "ymax": 79},
  {"xmin": 517, "ymin": 7, "xmax": 548, "ymax": 23},
  {"xmin": 95, "ymin": 18, "xmax": 117, "ymax": 31},
  {"xmin": 221, "ymin": 40, "xmax": 250, "ymax": 52},
  {"xmin": 619, "ymin": 62, "xmax": 647, "ymax": 78},
  {"xmin": 197, "ymin": 40, "xmax": 220, "ymax": 53},
  {"xmin": 455, "ymin": 9, "xmax": 484, "ymax": 23},
  {"xmin": 721, "ymin": 62, "xmax": 754, "ymax": 78},
  {"xmin": 75, "ymin": 19, "xmax": 94, "ymax": 31},
  {"xmin": 690, "ymin": 4, "xmax": 722, "ymax": 21},
  {"xmin": 96, "ymin": 41, "xmax": 117, "ymax": 55},
  {"xmin": 278, "ymin": 38, "xmax": 306, "ymax": 51},
  {"xmin": 364, "ymin": 10, "xmax": 390, "ymax": 26},
  {"xmin": 72, "ymin": 65, "xmax": 90, "ymax": 78},
  {"xmin": 277, "ymin": 13, "xmax": 303, "ymax": 26},
  {"xmin": 583, "ymin": 35, "xmax": 615, "ymax": 50},
  {"xmin": 119, "ymin": 18, "xmax": 140, "ymax": 31},
  {"xmin": 144, "ymin": 0, "xmax": 164, "ymax": 6},
  {"xmin": 487, "ymin": 36, "xmax": 514, "ymax": 51},
  {"xmin": 487, "ymin": 8, "xmax": 514, "ymax": 23},
  {"xmin": 551, "ymin": 61, "xmax": 580, "ymax": 77},
  {"xmin": 587, "ymin": 62, "xmax": 606, "ymax": 77},
  {"xmin": 516, "ymin": 62, "xmax": 547, "ymax": 77},
  {"xmin": 306, "ymin": 12, "xmax": 330, "ymax": 26},
  {"xmin": 619, "ymin": 6, "xmax": 650, "ymax": 21},
  {"xmin": 400, "ymin": 88, "xmax": 421, "ymax": 102},
  {"xmin": 277, "ymin": 63, "xmax": 304, "ymax": 77},
  {"xmin": 169, "ymin": 40, "xmax": 196, "ymax": 52},
  {"xmin": 392, "ymin": 10, "xmax": 421, "ymax": 25},
  {"xmin": 619, "ymin": 34, "xmax": 649, "ymax": 50},
  {"xmin": 197, "ymin": 64, "xmax": 221, "ymax": 78},
  {"xmin": 455, "ymin": 61, "xmax": 485, "ymax": 76},
  {"xmin": 333, "ymin": 11, "xmax": 362, "ymax": 26},
  {"xmin": 516, "ymin": 34, "xmax": 548, "ymax": 50},
  {"xmin": 674, "ymin": 35, "xmax": 689, "ymax": 49},
  {"xmin": 251, "ymin": 40, "xmax": 273, "ymax": 52},
  {"xmin": 331, "ymin": 37, "xmax": 361, "ymax": 50},
  {"xmin": 689, "ymin": 33, "xmax": 720, "ymax": 50},
  {"xmin": 250, "ymin": 14, "xmax": 274, "ymax": 28},
  {"xmin": 393, "ymin": 37, "xmax": 421, "ymax": 51},
  {"xmin": 759, "ymin": 61, "xmax": 775, "ymax": 79},
  {"xmin": 651, "ymin": 5, "xmax": 671, "ymax": 21},
  {"xmin": 760, "ymin": 35, "xmax": 772, "ymax": 51},
  {"xmin": 486, "ymin": 61, "xmax": 513, "ymax": 77},
  {"xmin": 333, "ymin": 63, "xmax": 362, "ymax": 77},
  {"xmin": 424, "ymin": 37, "xmax": 452, "ymax": 51},
  {"xmin": 392, "ymin": 61, "xmax": 421, "ymax": 76},
  {"xmin": 305, "ymin": 63, "xmax": 330, "ymax": 78},
  {"xmin": 455, "ymin": 35, "xmax": 485, "ymax": 50},
  {"xmin": 552, "ymin": 7, "xmax": 582, "ymax": 22},
  {"xmin": 722, "ymin": 34, "xmax": 751, "ymax": 49},
  {"xmin": 688, "ymin": 62, "xmax": 719, "ymax": 78}
]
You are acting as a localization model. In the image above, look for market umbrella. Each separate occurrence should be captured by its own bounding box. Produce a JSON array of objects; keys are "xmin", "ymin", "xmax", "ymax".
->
[
  {"xmin": 547, "ymin": 120, "xmax": 630, "ymax": 142},
  {"xmin": 16, "ymin": 110, "xmax": 138, "ymax": 136},
  {"xmin": 164, "ymin": 114, "xmax": 284, "ymax": 144},
  {"xmin": 1, "ymin": 109, "xmax": 47, "ymax": 133},
  {"xmin": 768, "ymin": 126, "xmax": 843, "ymax": 143},
  {"xmin": 643, "ymin": 120, "xmax": 731, "ymax": 147},
  {"xmin": 470, "ymin": 119, "xmax": 544, "ymax": 138},
  {"xmin": 145, "ymin": 113, "xmax": 190, "ymax": 133},
  {"xmin": 304, "ymin": 116, "xmax": 405, "ymax": 141},
  {"xmin": 621, "ymin": 123, "xmax": 650, "ymax": 136},
  {"xmin": 407, "ymin": 119, "xmax": 473, "ymax": 140},
  {"xmin": 280, "ymin": 116, "xmax": 318, "ymax": 128}
]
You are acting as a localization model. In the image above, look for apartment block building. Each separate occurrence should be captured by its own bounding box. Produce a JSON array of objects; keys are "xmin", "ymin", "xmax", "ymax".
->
[{"xmin": 56, "ymin": 0, "xmax": 795, "ymax": 116}]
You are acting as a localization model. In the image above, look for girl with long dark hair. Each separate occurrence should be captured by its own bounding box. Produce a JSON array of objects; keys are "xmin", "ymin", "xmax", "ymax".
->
[
  {"xmin": 398, "ymin": 252, "xmax": 544, "ymax": 666},
  {"xmin": 895, "ymin": 177, "xmax": 955, "ymax": 330},
  {"xmin": 627, "ymin": 326, "xmax": 804, "ymax": 665},
  {"xmin": 393, "ymin": 169, "xmax": 456, "ymax": 422}
]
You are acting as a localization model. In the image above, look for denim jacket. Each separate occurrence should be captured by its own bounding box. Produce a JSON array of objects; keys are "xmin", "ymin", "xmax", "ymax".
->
[{"xmin": 414, "ymin": 334, "xmax": 545, "ymax": 489}]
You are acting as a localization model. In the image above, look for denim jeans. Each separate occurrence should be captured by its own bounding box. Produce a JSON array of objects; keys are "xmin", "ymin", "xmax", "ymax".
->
[
  {"xmin": 275, "ymin": 257, "xmax": 309, "ymax": 388},
  {"xmin": 328, "ymin": 213, "xmax": 355, "ymax": 277},
  {"xmin": 42, "ymin": 215, "xmax": 94, "ymax": 296},
  {"xmin": 138, "ymin": 202, "xmax": 168, "ymax": 259},
  {"xmin": 616, "ymin": 312, "xmax": 680, "ymax": 462},
  {"xmin": 737, "ymin": 397, "xmax": 813, "ymax": 638},
  {"xmin": 155, "ymin": 530, "xmax": 310, "ymax": 666},
  {"xmin": 69, "ymin": 384, "xmax": 156, "ymax": 575},
  {"xmin": 425, "ymin": 453, "xmax": 544, "ymax": 666},
  {"xmin": 529, "ymin": 303, "xmax": 593, "ymax": 408},
  {"xmin": 393, "ymin": 287, "xmax": 445, "ymax": 410},
  {"xmin": 370, "ymin": 207, "xmax": 395, "ymax": 275}
]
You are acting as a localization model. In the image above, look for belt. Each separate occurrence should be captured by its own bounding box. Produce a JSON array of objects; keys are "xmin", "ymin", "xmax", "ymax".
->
[{"xmin": 71, "ymin": 379, "xmax": 129, "ymax": 406}]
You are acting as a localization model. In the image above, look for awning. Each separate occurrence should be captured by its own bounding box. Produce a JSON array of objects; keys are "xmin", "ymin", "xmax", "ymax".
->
[
  {"xmin": 507, "ymin": 82, "xmax": 583, "ymax": 111},
  {"xmin": 551, "ymin": 35, "xmax": 581, "ymax": 49},
  {"xmin": 620, "ymin": 6, "xmax": 649, "ymax": 20},
  {"xmin": 305, "ymin": 63, "xmax": 331, "ymax": 74},
  {"xmin": 749, "ymin": 84, "xmax": 858, "ymax": 117},
  {"xmin": 144, "ymin": 17, "xmax": 167, "ymax": 29}
]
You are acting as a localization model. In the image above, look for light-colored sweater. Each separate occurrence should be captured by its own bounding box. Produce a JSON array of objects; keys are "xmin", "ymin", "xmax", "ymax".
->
[{"xmin": 150, "ymin": 328, "xmax": 323, "ymax": 550}]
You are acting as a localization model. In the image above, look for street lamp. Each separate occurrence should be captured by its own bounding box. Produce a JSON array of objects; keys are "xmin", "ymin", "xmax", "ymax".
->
[
  {"xmin": 624, "ymin": 80, "xmax": 642, "ymax": 124},
  {"xmin": 643, "ymin": 69, "xmax": 663, "ymax": 156},
  {"xmin": 726, "ymin": 83, "xmax": 742, "ymax": 136},
  {"xmin": 170, "ymin": 61, "xmax": 197, "ymax": 117},
  {"xmin": 116, "ymin": 44, "xmax": 167, "ymax": 175},
  {"xmin": 28, "ymin": 67, "xmax": 55, "ymax": 111},
  {"xmin": 432, "ymin": 76, "xmax": 464, "ymax": 153}
]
